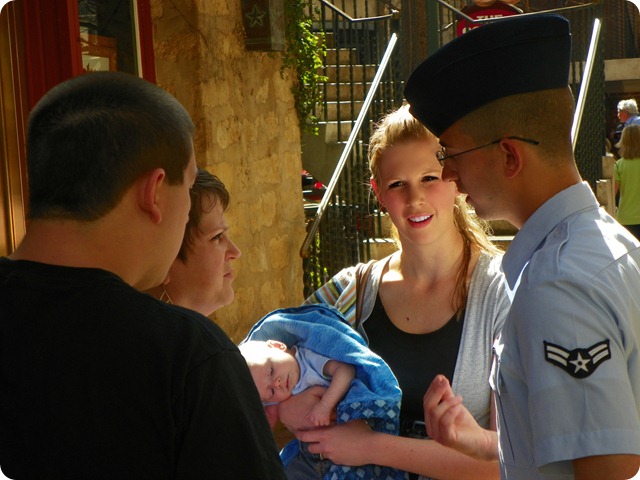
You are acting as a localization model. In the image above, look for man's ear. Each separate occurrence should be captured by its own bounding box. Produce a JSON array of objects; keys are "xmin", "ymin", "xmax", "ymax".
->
[
  {"xmin": 137, "ymin": 168, "xmax": 166, "ymax": 224},
  {"xmin": 500, "ymin": 139, "xmax": 524, "ymax": 179},
  {"xmin": 266, "ymin": 340, "xmax": 287, "ymax": 351}
]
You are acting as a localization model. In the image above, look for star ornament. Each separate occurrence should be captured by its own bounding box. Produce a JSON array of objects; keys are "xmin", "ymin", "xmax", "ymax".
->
[
  {"xmin": 245, "ymin": 4, "xmax": 266, "ymax": 28},
  {"xmin": 627, "ymin": 0, "xmax": 640, "ymax": 14}
]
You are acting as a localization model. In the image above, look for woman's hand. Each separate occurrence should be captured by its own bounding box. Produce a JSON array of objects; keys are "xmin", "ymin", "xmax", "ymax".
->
[
  {"xmin": 279, "ymin": 385, "xmax": 375, "ymax": 466},
  {"xmin": 423, "ymin": 375, "xmax": 498, "ymax": 461},
  {"xmin": 297, "ymin": 419, "xmax": 375, "ymax": 466}
]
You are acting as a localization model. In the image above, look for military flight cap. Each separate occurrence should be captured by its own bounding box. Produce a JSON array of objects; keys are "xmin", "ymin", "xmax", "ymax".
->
[{"xmin": 404, "ymin": 13, "xmax": 571, "ymax": 137}]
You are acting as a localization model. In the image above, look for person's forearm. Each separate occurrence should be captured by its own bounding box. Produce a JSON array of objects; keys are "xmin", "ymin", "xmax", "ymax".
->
[
  {"xmin": 447, "ymin": 423, "xmax": 499, "ymax": 462},
  {"xmin": 366, "ymin": 431, "xmax": 499, "ymax": 480},
  {"xmin": 318, "ymin": 364, "xmax": 355, "ymax": 411}
]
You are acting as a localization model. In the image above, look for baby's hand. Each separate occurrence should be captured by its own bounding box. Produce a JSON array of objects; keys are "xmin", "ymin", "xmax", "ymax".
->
[{"xmin": 307, "ymin": 403, "xmax": 331, "ymax": 426}]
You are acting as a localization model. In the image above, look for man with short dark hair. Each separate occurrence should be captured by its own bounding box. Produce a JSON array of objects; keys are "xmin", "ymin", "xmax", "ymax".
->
[
  {"xmin": 408, "ymin": 14, "xmax": 640, "ymax": 480},
  {"xmin": 0, "ymin": 72, "xmax": 286, "ymax": 479}
]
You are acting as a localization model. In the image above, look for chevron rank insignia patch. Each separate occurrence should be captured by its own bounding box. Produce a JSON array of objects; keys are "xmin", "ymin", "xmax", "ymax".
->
[{"xmin": 543, "ymin": 340, "xmax": 611, "ymax": 379}]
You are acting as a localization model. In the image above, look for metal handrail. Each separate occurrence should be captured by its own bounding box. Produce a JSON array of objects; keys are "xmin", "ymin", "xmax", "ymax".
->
[
  {"xmin": 300, "ymin": 32, "xmax": 398, "ymax": 258},
  {"xmin": 320, "ymin": 0, "xmax": 399, "ymax": 23},
  {"xmin": 434, "ymin": 0, "xmax": 598, "ymax": 26},
  {"xmin": 572, "ymin": 18, "xmax": 601, "ymax": 151}
]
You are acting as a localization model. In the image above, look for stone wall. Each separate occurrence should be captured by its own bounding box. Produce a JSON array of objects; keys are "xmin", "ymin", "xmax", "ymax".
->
[{"xmin": 150, "ymin": 0, "xmax": 306, "ymax": 343}]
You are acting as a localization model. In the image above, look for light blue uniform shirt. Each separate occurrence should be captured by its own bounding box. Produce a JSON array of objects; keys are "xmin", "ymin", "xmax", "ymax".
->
[{"xmin": 492, "ymin": 182, "xmax": 640, "ymax": 479}]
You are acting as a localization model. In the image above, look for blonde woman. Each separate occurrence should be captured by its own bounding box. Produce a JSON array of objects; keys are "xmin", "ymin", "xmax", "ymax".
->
[
  {"xmin": 279, "ymin": 105, "xmax": 509, "ymax": 480},
  {"xmin": 615, "ymin": 124, "xmax": 640, "ymax": 239}
]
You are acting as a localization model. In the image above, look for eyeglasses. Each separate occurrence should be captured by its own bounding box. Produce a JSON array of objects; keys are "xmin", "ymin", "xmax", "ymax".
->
[{"xmin": 436, "ymin": 136, "xmax": 540, "ymax": 166}]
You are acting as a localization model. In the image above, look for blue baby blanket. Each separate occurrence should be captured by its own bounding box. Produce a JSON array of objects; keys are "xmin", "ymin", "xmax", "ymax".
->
[{"xmin": 241, "ymin": 304, "xmax": 405, "ymax": 480}]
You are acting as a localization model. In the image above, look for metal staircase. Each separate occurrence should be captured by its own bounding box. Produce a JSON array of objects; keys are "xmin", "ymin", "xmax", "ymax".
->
[
  {"xmin": 300, "ymin": 0, "xmax": 606, "ymax": 297},
  {"xmin": 300, "ymin": 0, "xmax": 402, "ymax": 296}
]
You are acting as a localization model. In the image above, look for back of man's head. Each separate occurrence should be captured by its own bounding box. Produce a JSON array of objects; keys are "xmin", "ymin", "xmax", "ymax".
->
[{"xmin": 27, "ymin": 72, "xmax": 195, "ymax": 221}]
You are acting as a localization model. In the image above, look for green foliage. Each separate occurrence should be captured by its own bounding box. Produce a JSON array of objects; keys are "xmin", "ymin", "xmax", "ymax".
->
[
  {"xmin": 281, "ymin": 0, "xmax": 328, "ymax": 135},
  {"xmin": 303, "ymin": 231, "xmax": 331, "ymax": 297}
]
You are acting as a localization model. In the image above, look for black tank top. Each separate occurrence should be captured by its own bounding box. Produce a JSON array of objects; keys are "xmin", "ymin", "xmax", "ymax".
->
[{"xmin": 364, "ymin": 294, "xmax": 464, "ymax": 429}]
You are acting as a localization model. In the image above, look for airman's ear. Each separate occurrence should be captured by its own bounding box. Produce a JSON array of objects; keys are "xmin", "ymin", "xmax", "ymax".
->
[
  {"xmin": 500, "ymin": 139, "xmax": 524, "ymax": 179},
  {"xmin": 137, "ymin": 168, "xmax": 166, "ymax": 224}
]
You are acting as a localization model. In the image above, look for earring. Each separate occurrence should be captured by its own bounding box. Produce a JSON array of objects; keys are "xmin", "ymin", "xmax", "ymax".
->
[{"xmin": 160, "ymin": 286, "xmax": 173, "ymax": 305}]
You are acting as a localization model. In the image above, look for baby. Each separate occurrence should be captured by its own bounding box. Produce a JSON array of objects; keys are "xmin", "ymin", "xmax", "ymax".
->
[{"xmin": 239, "ymin": 339, "xmax": 355, "ymax": 426}]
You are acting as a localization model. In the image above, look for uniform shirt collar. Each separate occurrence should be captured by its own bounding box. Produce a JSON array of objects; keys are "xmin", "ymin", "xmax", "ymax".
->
[{"xmin": 502, "ymin": 181, "xmax": 598, "ymax": 290}]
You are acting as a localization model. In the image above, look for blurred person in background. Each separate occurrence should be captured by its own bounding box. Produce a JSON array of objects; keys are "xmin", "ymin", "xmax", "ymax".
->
[{"xmin": 615, "ymin": 124, "xmax": 640, "ymax": 239}]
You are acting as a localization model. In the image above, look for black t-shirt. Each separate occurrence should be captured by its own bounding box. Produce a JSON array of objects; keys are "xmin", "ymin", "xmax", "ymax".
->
[
  {"xmin": 0, "ymin": 258, "xmax": 286, "ymax": 480},
  {"xmin": 364, "ymin": 295, "xmax": 464, "ymax": 428}
]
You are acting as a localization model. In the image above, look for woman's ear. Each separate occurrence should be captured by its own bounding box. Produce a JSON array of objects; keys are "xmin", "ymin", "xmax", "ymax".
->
[{"xmin": 370, "ymin": 178, "xmax": 384, "ymax": 206}]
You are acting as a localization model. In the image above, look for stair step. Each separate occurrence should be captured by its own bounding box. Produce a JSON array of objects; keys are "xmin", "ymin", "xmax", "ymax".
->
[
  {"xmin": 323, "ymin": 120, "xmax": 355, "ymax": 142},
  {"xmin": 323, "ymin": 64, "xmax": 377, "ymax": 83},
  {"xmin": 321, "ymin": 80, "xmax": 401, "ymax": 103},
  {"xmin": 319, "ymin": 119, "xmax": 379, "ymax": 142},
  {"xmin": 325, "ymin": 48, "xmax": 359, "ymax": 65},
  {"xmin": 320, "ymin": 100, "xmax": 365, "ymax": 122},
  {"xmin": 322, "ymin": 81, "xmax": 372, "ymax": 102},
  {"xmin": 320, "ymin": 98, "xmax": 390, "ymax": 121},
  {"xmin": 322, "ymin": 31, "xmax": 336, "ymax": 49}
]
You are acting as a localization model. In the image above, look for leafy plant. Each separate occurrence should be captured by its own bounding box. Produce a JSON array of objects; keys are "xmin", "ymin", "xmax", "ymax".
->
[{"xmin": 281, "ymin": 0, "xmax": 328, "ymax": 135}]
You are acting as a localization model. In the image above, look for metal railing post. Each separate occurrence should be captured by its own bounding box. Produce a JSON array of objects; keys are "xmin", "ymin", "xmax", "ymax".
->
[{"xmin": 572, "ymin": 17, "xmax": 602, "ymax": 151}]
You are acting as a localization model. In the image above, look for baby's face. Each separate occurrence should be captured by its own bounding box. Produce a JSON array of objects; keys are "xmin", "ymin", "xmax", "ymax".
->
[{"xmin": 249, "ymin": 345, "xmax": 301, "ymax": 403}]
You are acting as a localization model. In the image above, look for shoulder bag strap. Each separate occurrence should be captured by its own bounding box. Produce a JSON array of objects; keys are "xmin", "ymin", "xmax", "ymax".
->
[{"xmin": 354, "ymin": 259, "xmax": 377, "ymax": 330}]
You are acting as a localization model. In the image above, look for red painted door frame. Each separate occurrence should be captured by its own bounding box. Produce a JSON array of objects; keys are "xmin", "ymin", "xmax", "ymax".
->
[
  {"xmin": 21, "ymin": 0, "xmax": 155, "ymax": 109},
  {"xmin": 137, "ymin": 0, "xmax": 156, "ymax": 83}
]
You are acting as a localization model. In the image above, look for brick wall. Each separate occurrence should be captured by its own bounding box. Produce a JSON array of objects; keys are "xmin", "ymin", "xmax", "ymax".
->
[{"xmin": 151, "ymin": 0, "xmax": 306, "ymax": 343}]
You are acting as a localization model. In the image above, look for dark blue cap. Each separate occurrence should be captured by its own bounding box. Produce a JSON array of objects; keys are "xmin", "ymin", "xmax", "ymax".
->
[{"xmin": 404, "ymin": 13, "xmax": 571, "ymax": 137}]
